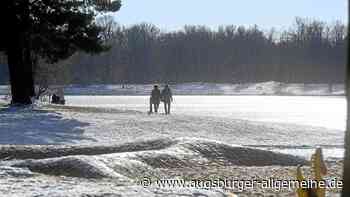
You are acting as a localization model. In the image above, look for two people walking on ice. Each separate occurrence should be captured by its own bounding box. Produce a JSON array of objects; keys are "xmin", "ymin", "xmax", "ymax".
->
[{"xmin": 149, "ymin": 84, "xmax": 173, "ymax": 115}]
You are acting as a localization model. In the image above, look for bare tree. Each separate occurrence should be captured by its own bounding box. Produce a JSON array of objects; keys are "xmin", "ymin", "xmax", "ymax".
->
[
  {"xmin": 14, "ymin": 18, "xmax": 346, "ymax": 85},
  {"xmin": 96, "ymin": 15, "xmax": 120, "ymax": 42}
]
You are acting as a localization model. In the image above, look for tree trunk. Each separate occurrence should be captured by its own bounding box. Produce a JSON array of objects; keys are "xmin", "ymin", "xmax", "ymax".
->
[
  {"xmin": 342, "ymin": 10, "xmax": 350, "ymax": 195},
  {"xmin": 5, "ymin": 0, "xmax": 34, "ymax": 105},
  {"xmin": 7, "ymin": 33, "xmax": 34, "ymax": 105},
  {"xmin": 342, "ymin": 65, "xmax": 350, "ymax": 195}
]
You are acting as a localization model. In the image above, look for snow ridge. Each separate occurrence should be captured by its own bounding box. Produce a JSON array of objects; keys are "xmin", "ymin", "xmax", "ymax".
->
[{"xmin": 10, "ymin": 138, "xmax": 306, "ymax": 179}]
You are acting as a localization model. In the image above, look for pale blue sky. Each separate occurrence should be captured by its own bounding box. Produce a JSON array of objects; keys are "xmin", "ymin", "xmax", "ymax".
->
[{"xmin": 113, "ymin": 0, "xmax": 348, "ymax": 31}]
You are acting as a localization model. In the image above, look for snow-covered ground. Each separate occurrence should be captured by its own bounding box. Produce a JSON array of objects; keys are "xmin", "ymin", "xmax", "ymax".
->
[
  {"xmin": 0, "ymin": 104, "xmax": 344, "ymax": 196},
  {"xmin": 0, "ymin": 82, "xmax": 346, "ymax": 196},
  {"xmin": 0, "ymin": 104, "xmax": 343, "ymax": 146},
  {"xmin": 0, "ymin": 100, "xmax": 345, "ymax": 160}
]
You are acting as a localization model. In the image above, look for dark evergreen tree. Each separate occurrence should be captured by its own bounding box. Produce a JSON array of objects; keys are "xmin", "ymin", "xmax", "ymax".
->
[{"xmin": 0, "ymin": 0, "xmax": 121, "ymax": 104}]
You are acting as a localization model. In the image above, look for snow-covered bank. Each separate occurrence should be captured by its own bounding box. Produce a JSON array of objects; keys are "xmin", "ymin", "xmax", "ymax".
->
[
  {"xmin": 0, "ymin": 138, "xmax": 342, "ymax": 196},
  {"xmin": 0, "ymin": 161, "xmax": 343, "ymax": 196},
  {"xmin": 0, "ymin": 105, "xmax": 344, "ymax": 196},
  {"xmin": 0, "ymin": 105, "xmax": 344, "ymax": 159},
  {"xmin": 0, "ymin": 105, "xmax": 343, "ymax": 147},
  {"xmin": 0, "ymin": 81, "xmax": 345, "ymax": 96}
]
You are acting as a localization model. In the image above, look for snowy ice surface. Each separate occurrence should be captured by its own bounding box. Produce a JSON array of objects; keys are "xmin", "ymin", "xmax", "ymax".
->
[
  {"xmin": 0, "ymin": 103, "xmax": 344, "ymax": 158},
  {"xmin": 0, "ymin": 82, "xmax": 346, "ymax": 196},
  {"xmin": 65, "ymin": 95, "xmax": 346, "ymax": 130},
  {"xmin": 0, "ymin": 96, "xmax": 345, "ymax": 196},
  {"xmin": 0, "ymin": 93, "xmax": 345, "ymax": 160}
]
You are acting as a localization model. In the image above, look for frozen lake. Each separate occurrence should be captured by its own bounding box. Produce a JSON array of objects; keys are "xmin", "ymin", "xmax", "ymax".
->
[
  {"xmin": 65, "ymin": 95, "xmax": 346, "ymax": 158},
  {"xmin": 66, "ymin": 95, "xmax": 346, "ymax": 130},
  {"xmin": 1, "ymin": 95, "xmax": 346, "ymax": 158}
]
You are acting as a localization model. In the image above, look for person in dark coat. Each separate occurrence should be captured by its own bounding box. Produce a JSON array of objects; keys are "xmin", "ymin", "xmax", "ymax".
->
[
  {"xmin": 51, "ymin": 94, "xmax": 60, "ymax": 104},
  {"xmin": 161, "ymin": 84, "xmax": 173, "ymax": 115},
  {"xmin": 149, "ymin": 85, "xmax": 161, "ymax": 113}
]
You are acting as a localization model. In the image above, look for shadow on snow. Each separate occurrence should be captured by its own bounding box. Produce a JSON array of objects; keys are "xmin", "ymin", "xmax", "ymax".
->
[{"xmin": 0, "ymin": 107, "xmax": 95, "ymax": 145}]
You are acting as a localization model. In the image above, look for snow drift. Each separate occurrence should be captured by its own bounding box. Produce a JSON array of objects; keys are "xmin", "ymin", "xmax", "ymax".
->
[{"xmin": 10, "ymin": 138, "xmax": 307, "ymax": 179}]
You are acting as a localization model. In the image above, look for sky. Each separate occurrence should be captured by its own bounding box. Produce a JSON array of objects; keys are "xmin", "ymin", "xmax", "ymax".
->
[{"xmin": 112, "ymin": 0, "xmax": 348, "ymax": 31}]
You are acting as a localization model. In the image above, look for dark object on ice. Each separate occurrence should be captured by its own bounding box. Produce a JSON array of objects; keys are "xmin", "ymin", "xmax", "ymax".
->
[
  {"xmin": 161, "ymin": 84, "xmax": 173, "ymax": 115},
  {"xmin": 149, "ymin": 85, "xmax": 161, "ymax": 113},
  {"xmin": 51, "ymin": 94, "xmax": 59, "ymax": 104},
  {"xmin": 51, "ymin": 94, "xmax": 65, "ymax": 105}
]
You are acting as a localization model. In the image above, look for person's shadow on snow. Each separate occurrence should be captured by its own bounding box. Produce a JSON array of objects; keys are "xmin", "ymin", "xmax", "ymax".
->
[{"xmin": 0, "ymin": 107, "xmax": 95, "ymax": 144}]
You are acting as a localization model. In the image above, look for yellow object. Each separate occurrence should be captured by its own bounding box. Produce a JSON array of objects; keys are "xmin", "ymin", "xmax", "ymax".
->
[
  {"xmin": 296, "ymin": 148, "xmax": 327, "ymax": 197},
  {"xmin": 296, "ymin": 165, "xmax": 309, "ymax": 197},
  {"xmin": 311, "ymin": 148, "xmax": 327, "ymax": 197}
]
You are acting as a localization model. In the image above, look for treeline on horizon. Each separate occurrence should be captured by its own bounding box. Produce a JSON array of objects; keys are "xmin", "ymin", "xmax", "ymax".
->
[{"xmin": 0, "ymin": 17, "xmax": 347, "ymax": 85}]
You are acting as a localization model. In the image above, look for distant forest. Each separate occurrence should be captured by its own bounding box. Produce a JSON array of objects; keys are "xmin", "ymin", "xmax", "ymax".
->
[{"xmin": 0, "ymin": 17, "xmax": 347, "ymax": 85}]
